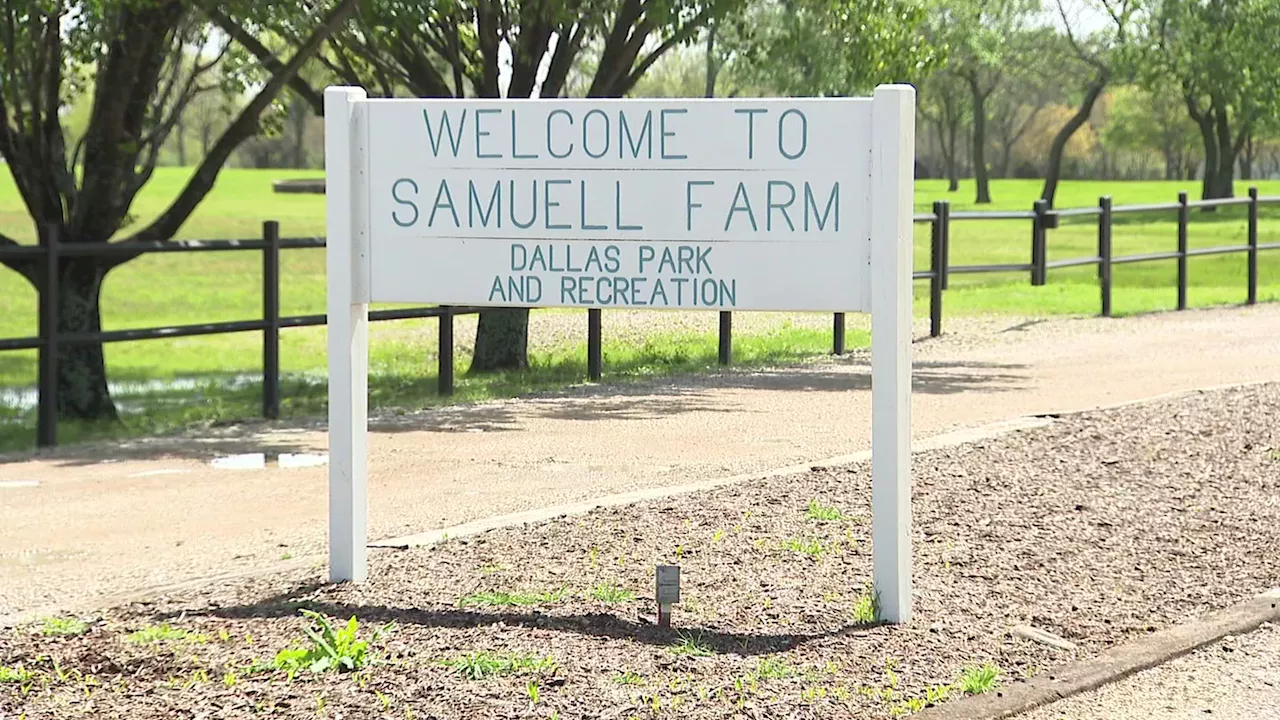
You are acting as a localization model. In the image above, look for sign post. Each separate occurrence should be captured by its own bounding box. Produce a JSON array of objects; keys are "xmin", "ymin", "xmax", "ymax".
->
[{"xmin": 324, "ymin": 85, "xmax": 915, "ymax": 622}]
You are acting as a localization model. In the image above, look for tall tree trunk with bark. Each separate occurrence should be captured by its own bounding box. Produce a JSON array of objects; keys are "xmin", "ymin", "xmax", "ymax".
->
[
  {"xmin": 966, "ymin": 76, "xmax": 992, "ymax": 204},
  {"xmin": 1040, "ymin": 76, "xmax": 1107, "ymax": 208}
]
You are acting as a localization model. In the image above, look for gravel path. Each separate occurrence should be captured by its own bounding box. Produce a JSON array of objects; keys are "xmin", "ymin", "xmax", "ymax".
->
[
  {"xmin": 1, "ymin": 305, "xmax": 1278, "ymax": 618},
  {"xmin": 2, "ymin": 382, "xmax": 1279, "ymax": 719},
  {"xmin": 1018, "ymin": 624, "xmax": 1280, "ymax": 720}
]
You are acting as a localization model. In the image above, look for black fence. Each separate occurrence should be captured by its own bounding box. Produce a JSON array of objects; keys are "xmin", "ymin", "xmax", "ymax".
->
[{"xmin": 1, "ymin": 187, "xmax": 1277, "ymax": 448}]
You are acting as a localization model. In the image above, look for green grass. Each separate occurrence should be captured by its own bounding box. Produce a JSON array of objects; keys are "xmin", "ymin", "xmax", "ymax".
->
[
  {"xmin": 438, "ymin": 652, "xmax": 557, "ymax": 680},
  {"xmin": 588, "ymin": 582, "xmax": 636, "ymax": 603},
  {"xmin": 2, "ymin": 170, "xmax": 1279, "ymax": 451},
  {"xmin": 456, "ymin": 588, "xmax": 568, "ymax": 608},
  {"xmin": 805, "ymin": 499, "xmax": 845, "ymax": 522},
  {"xmin": 124, "ymin": 624, "xmax": 208, "ymax": 645},
  {"xmin": 39, "ymin": 616, "xmax": 89, "ymax": 637}
]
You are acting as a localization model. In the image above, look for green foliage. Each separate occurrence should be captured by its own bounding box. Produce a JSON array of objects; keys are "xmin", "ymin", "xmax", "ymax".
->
[
  {"xmin": 670, "ymin": 631, "xmax": 714, "ymax": 657},
  {"xmin": 613, "ymin": 671, "xmax": 645, "ymax": 685},
  {"xmin": 957, "ymin": 663, "xmax": 1000, "ymax": 695},
  {"xmin": 756, "ymin": 657, "xmax": 797, "ymax": 679},
  {"xmin": 589, "ymin": 583, "xmax": 636, "ymax": 603},
  {"xmin": 805, "ymin": 499, "xmax": 844, "ymax": 522},
  {"xmin": 0, "ymin": 664, "xmax": 39, "ymax": 684},
  {"xmin": 720, "ymin": 0, "xmax": 939, "ymax": 97},
  {"xmin": 457, "ymin": 588, "xmax": 567, "ymax": 608},
  {"xmin": 40, "ymin": 616, "xmax": 89, "ymax": 637},
  {"xmin": 439, "ymin": 652, "xmax": 556, "ymax": 680},
  {"xmin": 126, "ymin": 624, "xmax": 208, "ymax": 645},
  {"xmin": 851, "ymin": 589, "xmax": 879, "ymax": 624},
  {"xmin": 781, "ymin": 536, "xmax": 828, "ymax": 558},
  {"xmin": 271, "ymin": 609, "xmax": 391, "ymax": 677}
]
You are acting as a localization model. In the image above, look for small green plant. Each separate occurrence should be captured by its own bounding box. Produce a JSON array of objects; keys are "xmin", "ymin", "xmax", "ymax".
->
[
  {"xmin": 272, "ymin": 609, "xmax": 391, "ymax": 677},
  {"xmin": 589, "ymin": 582, "xmax": 635, "ymax": 603},
  {"xmin": 40, "ymin": 616, "xmax": 89, "ymax": 637},
  {"xmin": 525, "ymin": 679, "xmax": 540, "ymax": 704},
  {"xmin": 670, "ymin": 631, "xmax": 713, "ymax": 657},
  {"xmin": 613, "ymin": 671, "xmax": 644, "ymax": 685},
  {"xmin": 222, "ymin": 671, "xmax": 237, "ymax": 687},
  {"xmin": 958, "ymin": 663, "xmax": 1000, "ymax": 695},
  {"xmin": 281, "ymin": 552, "xmax": 294, "ymax": 560},
  {"xmin": 457, "ymin": 588, "xmax": 566, "ymax": 608},
  {"xmin": 587, "ymin": 546, "xmax": 600, "ymax": 568},
  {"xmin": 890, "ymin": 697, "xmax": 927, "ymax": 716},
  {"xmin": 439, "ymin": 652, "xmax": 556, "ymax": 680},
  {"xmin": 0, "ymin": 664, "xmax": 39, "ymax": 684},
  {"xmin": 126, "ymin": 624, "xmax": 208, "ymax": 645},
  {"xmin": 711, "ymin": 529, "xmax": 725, "ymax": 543},
  {"xmin": 756, "ymin": 657, "xmax": 796, "ymax": 679},
  {"xmin": 852, "ymin": 589, "xmax": 879, "ymax": 624},
  {"xmin": 782, "ymin": 536, "xmax": 827, "ymax": 559},
  {"xmin": 805, "ymin": 499, "xmax": 844, "ymax": 522},
  {"xmin": 479, "ymin": 562, "xmax": 506, "ymax": 574},
  {"xmin": 376, "ymin": 690, "xmax": 392, "ymax": 710}
]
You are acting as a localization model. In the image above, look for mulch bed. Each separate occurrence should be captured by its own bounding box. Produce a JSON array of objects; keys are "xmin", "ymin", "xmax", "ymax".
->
[{"xmin": 3, "ymin": 383, "xmax": 1279, "ymax": 719}]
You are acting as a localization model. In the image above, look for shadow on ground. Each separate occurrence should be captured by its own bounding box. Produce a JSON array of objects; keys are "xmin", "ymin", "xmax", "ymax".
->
[{"xmin": 172, "ymin": 581, "xmax": 884, "ymax": 658}]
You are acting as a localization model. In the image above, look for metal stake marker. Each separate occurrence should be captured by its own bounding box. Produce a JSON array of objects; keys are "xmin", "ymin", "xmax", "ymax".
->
[{"xmin": 655, "ymin": 565, "xmax": 680, "ymax": 628}]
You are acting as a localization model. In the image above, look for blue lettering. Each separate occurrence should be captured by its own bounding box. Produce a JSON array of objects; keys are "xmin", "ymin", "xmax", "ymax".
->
[
  {"xmin": 583, "ymin": 109, "xmax": 610, "ymax": 159},
  {"xmin": 429, "ymin": 179, "xmax": 460, "ymax": 227},
  {"xmin": 474, "ymin": 108, "xmax": 501, "ymax": 158},
  {"xmin": 660, "ymin": 109, "xmax": 687, "ymax": 160},
  {"xmin": 547, "ymin": 110, "xmax": 574, "ymax": 159},
  {"xmin": 511, "ymin": 180, "xmax": 537, "ymax": 229},
  {"xmin": 804, "ymin": 182, "xmax": 839, "ymax": 231},
  {"xmin": 619, "ymin": 111, "xmax": 653, "ymax": 159},
  {"xmin": 469, "ymin": 180, "xmax": 501, "ymax": 228},
  {"xmin": 604, "ymin": 245, "xmax": 621, "ymax": 273},
  {"xmin": 561, "ymin": 276, "xmax": 578, "ymax": 304},
  {"xmin": 544, "ymin": 180, "xmax": 572, "ymax": 230},
  {"xmin": 423, "ymin": 108, "xmax": 466, "ymax": 157},
  {"xmin": 488, "ymin": 275, "xmax": 507, "ymax": 302},
  {"xmin": 767, "ymin": 180, "xmax": 797, "ymax": 231},
  {"xmin": 778, "ymin": 109, "xmax": 807, "ymax": 160},
  {"xmin": 391, "ymin": 178, "xmax": 419, "ymax": 228},
  {"xmin": 581, "ymin": 182, "xmax": 607, "ymax": 231},
  {"xmin": 616, "ymin": 181, "xmax": 643, "ymax": 231},
  {"xmin": 686, "ymin": 180, "xmax": 713, "ymax": 232},
  {"xmin": 510, "ymin": 110, "xmax": 538, "ymax": 159},
  {"xmin": 510, "ymin": 243, "xmax": 528, "ymax": 271},
  {"xmin": 639, "ymin": 245, "xmax": 655, "ymax": 273},
  {"xmin": 724, "ymin": 182, "xmax": 758, "ymax": 232},
  {"xmin": 649, "ymin": 278, "xmax": 669, "ymax": 306},
  {"xmin": 734, "ymin": 108, "xmax": 767, "ymax": 160}
]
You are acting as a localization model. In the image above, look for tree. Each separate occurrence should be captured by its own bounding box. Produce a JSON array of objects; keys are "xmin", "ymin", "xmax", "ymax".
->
[
  {"xmin": 919, "ymin": 70, "xmax": 967, "ymax": 191},
  {"xmin": 718, "ymin": 0, "xmax": 939, "ymax": 98},
  {"xmin": 1038, "ymin": 0, "xmax": 1136, "ymax": 207},
  {"xmin": 985, "ymin": 29, "xmax": 1060, "ymax": 178},
  {"xmin": 1102, "ymin": 84, "xmax": 1199, "ymax": 180},
  {"xmin": 931, "ymin": 0, "xmax": 1040, "ymax": 204},
  {"xmin": 1150, "ymin": 0, "xmax": 1280, "ymax": 199},
  {"xmin": 0, "ymin": 1, "xmax": 356, "ymax": 422}
]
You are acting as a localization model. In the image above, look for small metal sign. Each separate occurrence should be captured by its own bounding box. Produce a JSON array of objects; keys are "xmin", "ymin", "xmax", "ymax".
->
[{"xmin": 655, "ymin": 564, "xmax": 680, "ymax": 628}]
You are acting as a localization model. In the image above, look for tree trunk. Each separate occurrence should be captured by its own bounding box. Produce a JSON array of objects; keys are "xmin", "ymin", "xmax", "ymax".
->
[
  {"xmin": 967, "ymin": 78, "xmax": 991, "ymax": 204},
  {"xmin": 1240, "ymin": 134, "xmax": 1254, "ymax": 181},
  {"xmin": 703, "ymin": 24, "xmax": 718, "ymax": 98},
  {"xmin": 55, "ymin": 259, "xmax": 118, "ymax": 421},
  {"xmin": 1040, "ymin": 77, "xmax": 1107, "ymax": 208},
  {"xmin": 176, "ymin": 117, "xmax": 187, "ymax": 167},
  {"xmin": 469, "ymin": 308, "xmax": 530, "ymax": 372}
]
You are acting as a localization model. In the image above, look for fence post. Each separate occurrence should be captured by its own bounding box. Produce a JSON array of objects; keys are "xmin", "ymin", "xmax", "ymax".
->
[
  {"xmin": 939, "ymin": 201, "xmax": 951, "ymax": 291},
  {"xmin": 587, "ymin": 308, "xmax": 603, "ymax": 380},
  {"xmin": 718, "ymin": 311, "xmax": 732, "ymax": 365},
  {"xmin": 438, "ymin": 307, "xmax": 454, "ymax": 396},
  {"xmin": 1247, "ymin": 186, "xmax": 1258, "ymax": 305},
  {"xmin": 930, "ymin": 200, "xmax": 944, "ymax": 338},
  {"xmin": 1177, "ymin": 191, "xmax": 1189, "ymax": 311},
  {"xmin": 832, "ymin": 313, "xmax": 846, "ymax": 355},
  {"xmin": 262, "ymin": 221, "xmax": 281, "ymax": 420},
  {"xmin": 1031, "ymin": 199, "xmax": 1048, "ymax": 286},
  {"xmin": 37, "ymin": 224, "xmax": 60, "ymax": 448},
  {"xmin": 1099, "ymin": 196, "xmax": 1113, "ymax": 318}
]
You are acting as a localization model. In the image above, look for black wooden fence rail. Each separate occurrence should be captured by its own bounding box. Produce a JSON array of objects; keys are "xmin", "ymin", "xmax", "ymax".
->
[{"xmin": 1, "ymin": 188, "xmax": 1277, "ymax": 448}]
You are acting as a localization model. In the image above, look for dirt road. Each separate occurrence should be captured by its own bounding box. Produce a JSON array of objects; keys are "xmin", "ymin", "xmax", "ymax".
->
[{"xmin": 2, "ymin": 305, "xmax": 1278, "ymax": 618}]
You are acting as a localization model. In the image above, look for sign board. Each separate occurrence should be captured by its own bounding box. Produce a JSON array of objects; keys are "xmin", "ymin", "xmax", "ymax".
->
[{"xmin": 324, "ymin": 86, "xmax": 915, "ymax": 622}]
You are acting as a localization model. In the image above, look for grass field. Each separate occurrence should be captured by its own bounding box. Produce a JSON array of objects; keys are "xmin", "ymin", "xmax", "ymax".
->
[{"xmin": 1, "ymin": 168, "xmax": 1278, "ymax": 450}]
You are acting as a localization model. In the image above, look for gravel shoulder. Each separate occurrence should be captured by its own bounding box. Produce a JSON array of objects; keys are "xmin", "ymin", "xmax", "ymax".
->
[{"xmin": 2, "ymin": 382, "xmax": 1279, "ymax": 719}]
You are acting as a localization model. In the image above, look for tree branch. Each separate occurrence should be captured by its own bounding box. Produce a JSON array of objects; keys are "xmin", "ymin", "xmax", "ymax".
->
[
  {"xmin": 130, "ymin": 0, "xmax": 359, "ymax": 244},
  {"xmin": 208, "ymin": 9, "xmax": 326, "ymax": 115}
]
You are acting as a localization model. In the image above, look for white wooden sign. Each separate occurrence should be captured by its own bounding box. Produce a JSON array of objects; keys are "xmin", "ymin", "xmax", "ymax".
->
[{"xmin": 325, "ymin": 85, "xmax": 915, "ymax": 622}]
